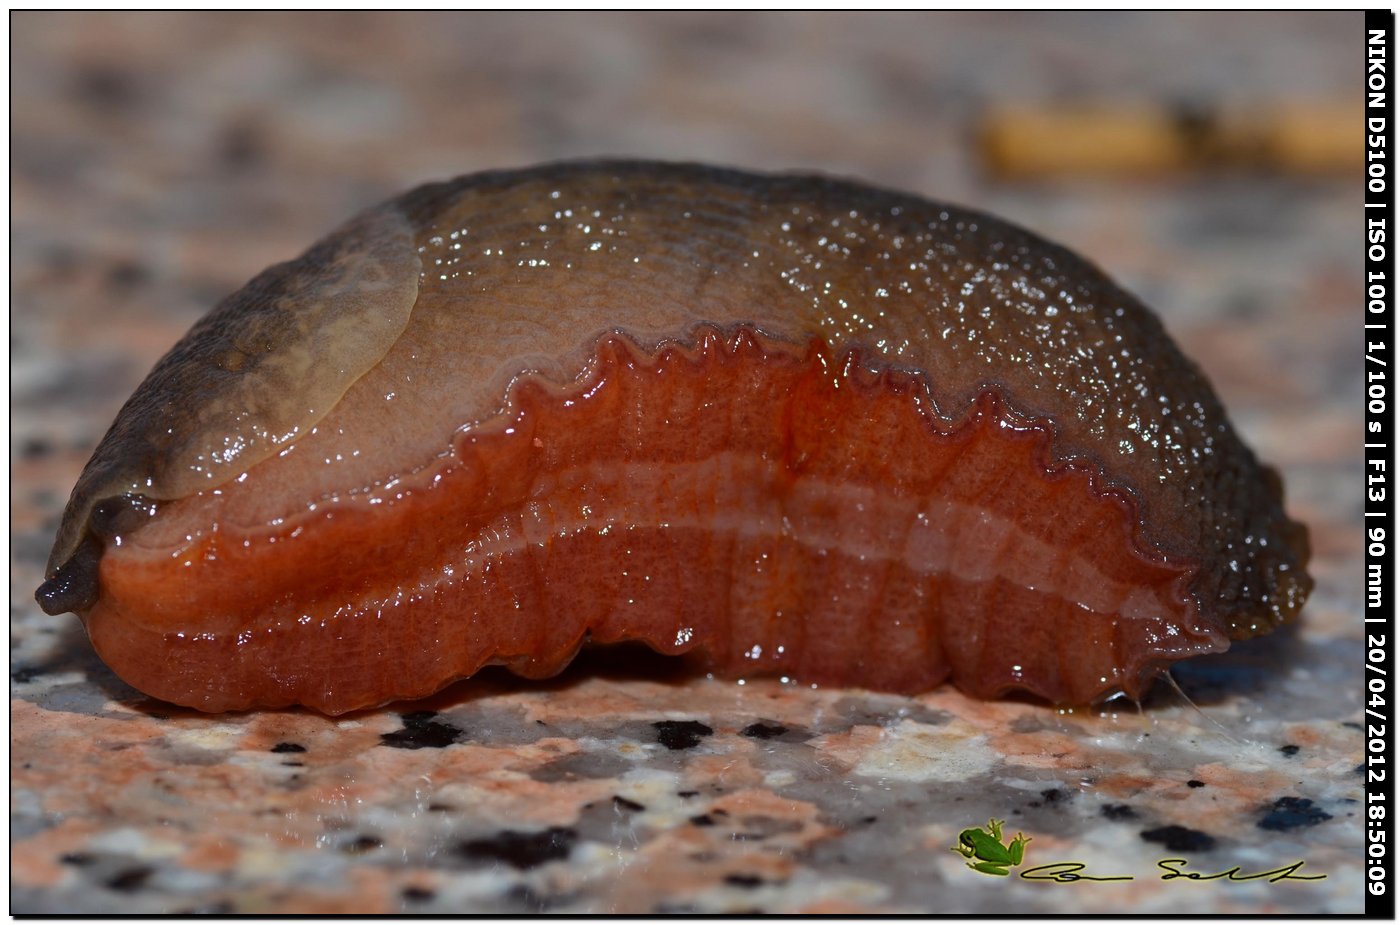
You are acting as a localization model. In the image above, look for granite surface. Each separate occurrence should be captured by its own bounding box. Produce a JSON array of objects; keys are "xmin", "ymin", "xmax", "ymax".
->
[{"xmin": 10, "ymin": 11, "xmax": 1365, "ymax": 914}]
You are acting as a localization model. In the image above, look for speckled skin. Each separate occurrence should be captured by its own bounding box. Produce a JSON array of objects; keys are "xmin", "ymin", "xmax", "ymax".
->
[
  {"xmin": 40, "ymin": 162, "xmax": 1308, "ymax": 653},
  {"xmin": 390, "ymin": 162, "xmax": 1309, "ymax": 640}
]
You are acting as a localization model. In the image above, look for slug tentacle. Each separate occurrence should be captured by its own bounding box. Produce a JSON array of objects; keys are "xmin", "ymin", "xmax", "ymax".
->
[{"xmin": 37, "ymin": 160, "xmax": 1309, "ymax": 713}]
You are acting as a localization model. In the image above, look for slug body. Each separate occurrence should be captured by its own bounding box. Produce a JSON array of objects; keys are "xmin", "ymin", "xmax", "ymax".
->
[{"xmin": 37, "ymin": 161, "xmax": 1310, "ymax": 713}]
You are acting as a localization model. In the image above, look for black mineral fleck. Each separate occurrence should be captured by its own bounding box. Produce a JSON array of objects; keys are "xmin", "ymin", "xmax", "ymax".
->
[
  {"xmin": 724, "ymin": 873, "xmax": 765, "ymax": 888},
  {"xmin": 454, "ymin": 827, "xmax": 578, "ymax": 870},
  {"xmin": 1030, "ymin": 787, "xmax": 1069, "ymax": 808},
  {"xmin": 381, "ymin": 711, "xmax": 463, "ymax": 750},
  {"xmin": 1140, "ymin": 825, "xmax": 1217, "ymax": 852},
  {"xmin": 1258, "ymin": 797, "xmax": 1332, "ymax": 832},
  {"xmin": 270, "ymin": 742, "xmax": 306, "ymax": 754},
  {"xmin": 1103, "ymin": 800, "xmax": 1136, "ymax": 822},
  {"xmin": 653, "ymin": 720, "xmax": 713, "ymax": 750},
  {"xmin": 343, "ymin": 835, "xmax": 382, "ymax": 854},
  {"xmin": 105, "ymin": 866, "xmax": 154, "ymax": 892},
  {"xmin": 741, "ymin": 722, "xmax": 788, "ymax": 740}
]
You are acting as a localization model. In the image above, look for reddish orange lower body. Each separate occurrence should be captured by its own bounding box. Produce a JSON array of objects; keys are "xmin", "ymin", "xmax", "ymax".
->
[{"xmin": 87, "ymin": 329, "xmax": 1222, "ymax": 713}]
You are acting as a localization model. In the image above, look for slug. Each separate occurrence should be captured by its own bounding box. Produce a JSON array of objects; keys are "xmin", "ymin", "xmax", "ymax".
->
[{"xmin": 35, "ymin": 160, "xmax": 1310, "ymax": 714}]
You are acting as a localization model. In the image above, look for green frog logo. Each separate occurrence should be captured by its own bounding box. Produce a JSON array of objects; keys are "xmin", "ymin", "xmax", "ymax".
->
[{"xmin": 951, "ymin": 818, "xmax": 1031, "ymax": 876}]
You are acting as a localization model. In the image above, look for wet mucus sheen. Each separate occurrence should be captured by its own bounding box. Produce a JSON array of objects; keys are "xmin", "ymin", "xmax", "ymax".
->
[{"xmin": 37, "ymin": 161, "xmax": 1310, "ymax": 713}]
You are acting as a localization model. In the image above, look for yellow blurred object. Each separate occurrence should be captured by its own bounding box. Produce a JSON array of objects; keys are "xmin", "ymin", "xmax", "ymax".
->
[
  {"xmin": 1265, "ymin": 104, "xmax": 1359, "ymax": 174},
  {"xmin": 979, "ymin": 103, "xmax": 1360, "ymax": 179}
]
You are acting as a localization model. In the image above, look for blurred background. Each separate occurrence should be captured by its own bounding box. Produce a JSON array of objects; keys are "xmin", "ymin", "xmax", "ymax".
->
[{"xmin": 10, "ymin": 11, "xmax": 1365, "ymax": 914}]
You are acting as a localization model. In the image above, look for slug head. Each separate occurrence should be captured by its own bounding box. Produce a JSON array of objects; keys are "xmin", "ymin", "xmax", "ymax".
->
[{"xmin": 38, "ymin": 203, "xmax": 421, "ymax": 612}]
